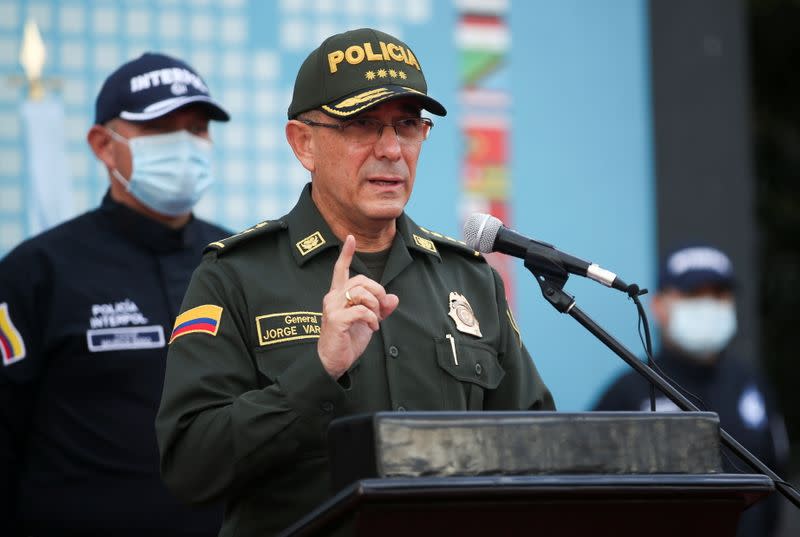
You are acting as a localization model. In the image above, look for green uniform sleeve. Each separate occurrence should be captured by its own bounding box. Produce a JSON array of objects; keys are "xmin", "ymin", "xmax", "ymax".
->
[
  {"xmin": 483, "ymin": 267, "xmax": 556, "ymax": 411},
  {"xmin": 155, "ymin": 256, "xmax": 352, "ymax": 504}
]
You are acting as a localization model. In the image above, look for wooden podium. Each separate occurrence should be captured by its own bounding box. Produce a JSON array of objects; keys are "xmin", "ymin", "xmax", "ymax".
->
[{"xmin": 278, "ymin": 412, "xmax": 773, "ymax": 537}]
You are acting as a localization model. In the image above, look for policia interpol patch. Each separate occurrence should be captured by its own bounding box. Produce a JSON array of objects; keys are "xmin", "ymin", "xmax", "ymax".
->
[{"xmin": 256, "ymin": 311, "xmax": 322, "ymax": 346}]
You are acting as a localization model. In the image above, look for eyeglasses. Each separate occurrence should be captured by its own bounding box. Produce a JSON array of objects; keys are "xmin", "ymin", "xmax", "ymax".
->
[{"xmin": 298, "ymin": 117, "xmax": 434, "ymax": 145}]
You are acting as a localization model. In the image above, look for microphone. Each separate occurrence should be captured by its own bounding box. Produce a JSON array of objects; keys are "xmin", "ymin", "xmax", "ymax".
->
[{"xmin": 463, "ymin": 213, "xmax": 632, "ymax": 293}]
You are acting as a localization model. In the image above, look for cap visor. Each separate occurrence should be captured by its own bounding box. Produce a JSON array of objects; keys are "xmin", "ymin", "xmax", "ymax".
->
[
  {"xmin": 120, "ymin": 95, "xmax": 230, "ymax": 122},
  {"xmin": 662, "ymin": 272, "xmax": 736, "ymax": 293},
  {"xmin": 321, "ymin": 85, "xmax": 446, "ymax": 118}
]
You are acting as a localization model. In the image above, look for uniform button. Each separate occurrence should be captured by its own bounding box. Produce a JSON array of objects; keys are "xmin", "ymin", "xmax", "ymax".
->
[
  {"xmin": 475, "ymin": 363, "xmax": 483, "ymax": 375},
  {"xmin": 396, "ymin": 405, "xmax": 406, "ymax": 411},
  {"xmin": 388, "ymin": 345, "xmax": 399, "ymax": 357},
  {"xmin": 321, "ymin": 401, "xmax": 334, "ymax": 413}
]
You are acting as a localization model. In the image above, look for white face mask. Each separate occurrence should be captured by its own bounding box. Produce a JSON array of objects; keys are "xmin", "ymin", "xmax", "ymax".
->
[
  {"xmin": 666, "ymin": 297, "xmax": 737, "ymax": 357},
  {"xmin": 109, "ymin": 129, "xmax": 214, "ymax": 217}
]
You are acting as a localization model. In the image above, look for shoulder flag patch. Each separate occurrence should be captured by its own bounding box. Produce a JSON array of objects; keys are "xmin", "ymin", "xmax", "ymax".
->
[
  {"xmin": 170, "ymin": 304, "xmax": 223, "ymax": 344},
  {"xmin": 0, "ymin": 302, "xmax": 26, "ymax": 366}
]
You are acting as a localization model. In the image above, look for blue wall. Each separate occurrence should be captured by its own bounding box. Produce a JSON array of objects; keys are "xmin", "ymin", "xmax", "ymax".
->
[{"xmin": 510, "ymin": 1, "xmax": 656, "ymax": 410}]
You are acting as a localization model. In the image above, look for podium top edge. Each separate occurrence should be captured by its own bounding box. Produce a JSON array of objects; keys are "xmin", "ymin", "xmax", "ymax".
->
[{"xmin": 331, "ymin": 410, "xmax": 720, "ymax": 426}]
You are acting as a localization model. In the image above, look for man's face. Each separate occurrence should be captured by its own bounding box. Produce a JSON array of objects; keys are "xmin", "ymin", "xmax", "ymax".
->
[
  {"xmin": 652, "ymin": 284, "xmax": 737, "ymax": 358},
  {"xmin": 305, "ymin": 98, "xmax": 424, "ymax": 229},
  {"xmin": 108, "ymin": 105, "xmax": 211, "ymax": 180},
  {"xmin": 653, "ymin": 285, "xmax": 734, "ymax": 324},
  {"xmin": 89, "ymin": 104, "xmax": 212, "ymax": 224}
]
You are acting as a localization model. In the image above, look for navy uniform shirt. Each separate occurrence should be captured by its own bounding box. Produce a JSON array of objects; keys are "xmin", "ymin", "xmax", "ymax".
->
[
  {"xmin": 594, "ymin": 349, "xmax": 790, "ymax": 537},
  {"xmin": 156, "ymin": 183, "xmax": 555, "ymax": 537},
  {"xmin": 0, "ymin": 192, "xmax": 227, "ymax": 536}
]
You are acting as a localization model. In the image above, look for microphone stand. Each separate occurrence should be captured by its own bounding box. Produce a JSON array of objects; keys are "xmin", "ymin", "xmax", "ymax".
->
[{"xmin": 523, "ymin": 244, "xmax": 800, "ymax": 508}]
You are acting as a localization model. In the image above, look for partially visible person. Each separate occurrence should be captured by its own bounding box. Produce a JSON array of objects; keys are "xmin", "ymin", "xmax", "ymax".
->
[
  {"xmin": 594, "ymin": 244, "xmax": 790, "ymax": 537},
  {"xmin": 0, "ymin": 52, "xmax": 230, "ymax": 536},
  {"xmin": 156, "ymin": 28, "xmax": 555, "ymax": 537}
]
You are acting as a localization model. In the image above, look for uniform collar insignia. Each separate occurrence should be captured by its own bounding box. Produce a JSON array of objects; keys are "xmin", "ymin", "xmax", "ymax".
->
[
  {"xmin": 284, "ymin": 184, "xmax": 446, "ymax": 266},
  {"xmin": 412, "ymin": 233, "xmax": 437, "ymax": 254},
  {"xmin": 399, "ymin": 216, "xmax": 441, "ymax": 261},
  {"xmin": 296, "ymin": 231, "xmax": 326, "ymax": 256},
  {"xmin": 284, "ymin": 183, "xmax": 339, "ymax": 265},
  {"xmin": 448, "ymin": 291, "xmax": 482, "ymax": 337}
]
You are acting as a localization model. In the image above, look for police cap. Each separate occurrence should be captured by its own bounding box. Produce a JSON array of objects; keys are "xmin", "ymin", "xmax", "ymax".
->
[{"xmin": 287, "ymin": 27, "xmax": 447, "ymax": 119}]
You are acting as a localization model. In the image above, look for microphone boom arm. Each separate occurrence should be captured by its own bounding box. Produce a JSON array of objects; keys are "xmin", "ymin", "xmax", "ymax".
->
[{"xmin": 524, "ymin": 255, "xmax": 800, "ymax": 508}]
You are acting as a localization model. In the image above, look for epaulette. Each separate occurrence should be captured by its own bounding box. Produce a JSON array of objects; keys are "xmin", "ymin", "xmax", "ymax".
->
[
  {"xmin": 418, "ymin": 226, "xmax": 484, "ymax": 259},
  {"xmin": 204, "ymin": 220, "xmax": 287, "ymax": 255}
]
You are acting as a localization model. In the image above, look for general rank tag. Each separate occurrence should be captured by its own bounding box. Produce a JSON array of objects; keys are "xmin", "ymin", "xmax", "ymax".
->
[{"xmin": 448, "ymin": 292, "xmax": 482, "ymax": 338}]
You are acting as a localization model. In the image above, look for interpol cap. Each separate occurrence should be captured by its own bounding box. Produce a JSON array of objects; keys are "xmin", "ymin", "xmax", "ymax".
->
[
  {"xmin": 94, "ymin": 52, "xmax": 230, "ymax": 125},
  {"xmin": 288, "ymin": 28, "xmax": 447, "ymax": 119},
  {"xmin": 658, "ymin": 245, "xmax": 736, "ymax": 292}
]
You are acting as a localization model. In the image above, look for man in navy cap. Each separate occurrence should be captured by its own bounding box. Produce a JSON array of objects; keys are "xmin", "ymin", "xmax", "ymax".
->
[
  {"xmin": 0, "ymin": 53, "xmax": 228, "ymax": 536},
  {"xmin": 594, "ymin": 244, "xmax": 789, "ymax": 537}
]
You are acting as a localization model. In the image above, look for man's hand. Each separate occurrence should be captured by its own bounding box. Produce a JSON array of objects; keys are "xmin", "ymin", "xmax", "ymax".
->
[{"xmin": 318, "ymin": 235, "xmax": 399, "ymax": 379}]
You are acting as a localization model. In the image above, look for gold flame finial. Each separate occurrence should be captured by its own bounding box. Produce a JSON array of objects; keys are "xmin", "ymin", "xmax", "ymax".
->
[{"xmin": 19, "ymin": 19, "xmax": 47, "ymax": 100}]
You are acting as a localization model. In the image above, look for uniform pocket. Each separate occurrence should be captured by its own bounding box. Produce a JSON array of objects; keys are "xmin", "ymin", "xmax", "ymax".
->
[
  {"xmin": 253, "ymin": 340, "xmax": 317, "ymax": 387},
  {"xmin": 434, "ymin": 336, "xmax": 505, "ymax": 410}
]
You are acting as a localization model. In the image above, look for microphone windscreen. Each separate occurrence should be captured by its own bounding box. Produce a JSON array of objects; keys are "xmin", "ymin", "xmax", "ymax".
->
[{"xmin": 463, "ymin": 213, "xmax": 503, "ymax": 253}]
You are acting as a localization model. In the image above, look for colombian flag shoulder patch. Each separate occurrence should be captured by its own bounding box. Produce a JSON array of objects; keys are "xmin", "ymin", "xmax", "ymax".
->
[
  {"xmin": 1, "ymin": 302, "xmax": 27, "ymax": 366},
  {"xmin": 170, "ymin": 304, "xmax": 223, "ymax": 344}
]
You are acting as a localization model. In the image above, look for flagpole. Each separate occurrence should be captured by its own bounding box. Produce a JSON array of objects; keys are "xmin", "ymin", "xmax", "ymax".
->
[{"xmin": 18, "ymin": 19, "xmax": 73, "ymax": 237}]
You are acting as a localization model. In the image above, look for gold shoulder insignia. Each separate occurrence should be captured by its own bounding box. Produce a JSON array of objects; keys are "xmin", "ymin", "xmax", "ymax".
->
[
  {"xmin": 204, "ymin": 220, "xmax": 286, "ymax": 255},
  {"xmin": 506, "ymin": 308, "xmax": 523, "ymax": 348},
  {"xmin": 419, "ymin": 226, "xmax": 483, "ymax": 259}
]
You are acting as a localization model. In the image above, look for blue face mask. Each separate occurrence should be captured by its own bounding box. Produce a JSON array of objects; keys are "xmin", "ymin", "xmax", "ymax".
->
[
  {"xmin": 109, "ymin": 129, "xmax": 214, "ymax": 217},
  {"xmin": 666, "ymin": 297, "xmax": 737, "ymax": 358}
]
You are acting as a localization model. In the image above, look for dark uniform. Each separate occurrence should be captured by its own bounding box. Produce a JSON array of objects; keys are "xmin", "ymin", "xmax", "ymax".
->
[
  {"xmin": 594, "ymin": 349, "xmax": 789, "ymax": 537},
  {"xmin": 0, "ymin": 193, "xmax": 226, "ymax": 536},
  {"xmin": 156, "ymin": 183, "xmax": 555, "ymax": 537}
]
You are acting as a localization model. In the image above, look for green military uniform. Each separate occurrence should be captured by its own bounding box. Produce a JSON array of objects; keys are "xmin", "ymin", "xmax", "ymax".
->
[{"xmin": 156, "ymin": 184, "xmax": 554, "ymax": 537}]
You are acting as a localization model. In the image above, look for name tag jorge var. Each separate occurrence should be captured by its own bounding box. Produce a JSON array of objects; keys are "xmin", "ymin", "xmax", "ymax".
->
[{"xmin": 256, "ymin": 311, "xmax": 322, "ymax": 346}]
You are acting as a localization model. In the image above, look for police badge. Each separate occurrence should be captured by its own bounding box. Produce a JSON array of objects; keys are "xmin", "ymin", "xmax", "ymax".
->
[{"xmin": 447, "ymin": 292, "xmax": 482, "ymax": 337}]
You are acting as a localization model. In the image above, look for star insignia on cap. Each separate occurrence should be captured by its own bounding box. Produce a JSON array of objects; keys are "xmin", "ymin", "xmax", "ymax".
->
[
  {"xmin": 398, "ymin": 70, "xmax": 407, "ymax": 80},
  {"xmin": 389, "ymin": 69, "xmax": 398, "ymax": 78},
  {"xmin": 365, "ymin": 70, "xmax": 376, "ymax": 80},
  {"xmin": 377, "ymin": 69, "xmax": 388, "ymax": 78}
]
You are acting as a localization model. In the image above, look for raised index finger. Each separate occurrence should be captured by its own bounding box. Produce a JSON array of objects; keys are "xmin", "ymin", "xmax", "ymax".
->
[{"xmin": 331, "ymin": 234, "xmax": 356, "ymax": 290}]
